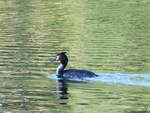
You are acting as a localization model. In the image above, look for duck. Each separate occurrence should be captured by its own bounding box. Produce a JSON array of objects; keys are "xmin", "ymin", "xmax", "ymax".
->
[{"xmin": 51, "ymin": 52, "xmax": 98, "ymax": 79}]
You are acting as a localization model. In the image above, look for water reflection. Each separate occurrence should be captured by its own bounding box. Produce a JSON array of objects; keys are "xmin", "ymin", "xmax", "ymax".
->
[
  {"xmin": 0, "ymin": 0, "xmax": 150, "ymax": 112},
  {"xmin": 56, "ymin": 79, "xmax": 69, "ymax": 100}
]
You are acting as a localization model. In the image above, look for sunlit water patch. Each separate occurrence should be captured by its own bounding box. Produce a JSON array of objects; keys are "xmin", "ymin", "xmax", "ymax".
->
[{"xmin": 48, "ymin": 73, "xmax": 150, "ymax": 86}]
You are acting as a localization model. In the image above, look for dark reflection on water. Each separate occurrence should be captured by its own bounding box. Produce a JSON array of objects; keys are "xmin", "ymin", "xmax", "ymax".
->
[{"xmin": 56, "ymin": 79, "xmax": 69, "ymax": 100}]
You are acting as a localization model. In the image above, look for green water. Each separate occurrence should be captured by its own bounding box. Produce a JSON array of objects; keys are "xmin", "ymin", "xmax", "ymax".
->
[{"xmin": 0, "ymin": 0, "xmax": 150, "ymax": 112}]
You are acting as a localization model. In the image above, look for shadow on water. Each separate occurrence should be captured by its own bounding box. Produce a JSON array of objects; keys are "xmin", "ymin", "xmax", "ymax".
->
[
  {"xmin": 55, "ymin": 78, "xmax": 89, "ymax": 100},
  {"xmin": 56, "ymin": 79, "xmax": 69, "ymax": 100}
]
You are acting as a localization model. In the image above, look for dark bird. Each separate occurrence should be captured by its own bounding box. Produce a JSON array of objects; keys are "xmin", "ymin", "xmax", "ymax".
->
[{"xmin": 51, "ymin": 52, "xmax": 98, "ymax": 79}]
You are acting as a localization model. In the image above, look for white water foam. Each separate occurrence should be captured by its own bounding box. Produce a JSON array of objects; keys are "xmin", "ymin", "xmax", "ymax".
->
[{"xmin": 48, "ymin": 73, "xmax": 150, "ymax": 86}]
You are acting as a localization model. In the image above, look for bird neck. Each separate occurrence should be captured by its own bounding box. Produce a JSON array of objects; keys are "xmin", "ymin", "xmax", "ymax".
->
[{"xmin": 56, "ymin": 62, "xmax": 68, "ymax": 77}]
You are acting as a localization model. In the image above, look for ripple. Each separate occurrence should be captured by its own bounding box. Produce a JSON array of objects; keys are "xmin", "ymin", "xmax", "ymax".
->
[{"xmin": 48, "ymin": 73, "xmax": 150, "ymax": 86}]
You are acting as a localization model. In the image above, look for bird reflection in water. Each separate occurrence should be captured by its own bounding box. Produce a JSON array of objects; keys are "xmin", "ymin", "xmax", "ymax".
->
[{"xmin": 56, "ymin": 79, "xmax": 69, "ymax": 100}]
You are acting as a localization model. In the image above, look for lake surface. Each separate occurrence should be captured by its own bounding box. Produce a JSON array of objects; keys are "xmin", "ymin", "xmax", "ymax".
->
[{"xmin": 0, "ymin": 0, "xmax": 150, "ymax": 112}]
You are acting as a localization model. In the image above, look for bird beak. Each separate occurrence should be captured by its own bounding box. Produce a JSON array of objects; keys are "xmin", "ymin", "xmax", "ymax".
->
[{"xmin": 50, "ymin": 56, "xmax": 59, "ymax": 62}]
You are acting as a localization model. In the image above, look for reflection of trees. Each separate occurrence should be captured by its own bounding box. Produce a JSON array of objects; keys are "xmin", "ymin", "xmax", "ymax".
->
[{"xmin": 0, "ymin": 0, "xmax": 34, "ymax": 73}]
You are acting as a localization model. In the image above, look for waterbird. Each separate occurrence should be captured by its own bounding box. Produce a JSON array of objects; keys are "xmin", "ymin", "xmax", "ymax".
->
[{"xmin": 51, "ymin": 52, "xmax": 98, "ymax": 79}]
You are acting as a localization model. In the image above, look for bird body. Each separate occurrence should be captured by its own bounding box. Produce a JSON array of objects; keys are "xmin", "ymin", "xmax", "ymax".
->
[{"xmin": 51, "ymin": 52, "xmax": 97, "ymax": 79}]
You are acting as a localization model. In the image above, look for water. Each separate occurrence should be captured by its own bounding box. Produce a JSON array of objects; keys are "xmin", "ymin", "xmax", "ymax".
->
[
  {"xmin": 49, "ymin": 73, "xmax": 150, "ymax": 86},
  {"xmin": 0, "ymin": 0, "xmax": 150, "ymax": 112}
]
